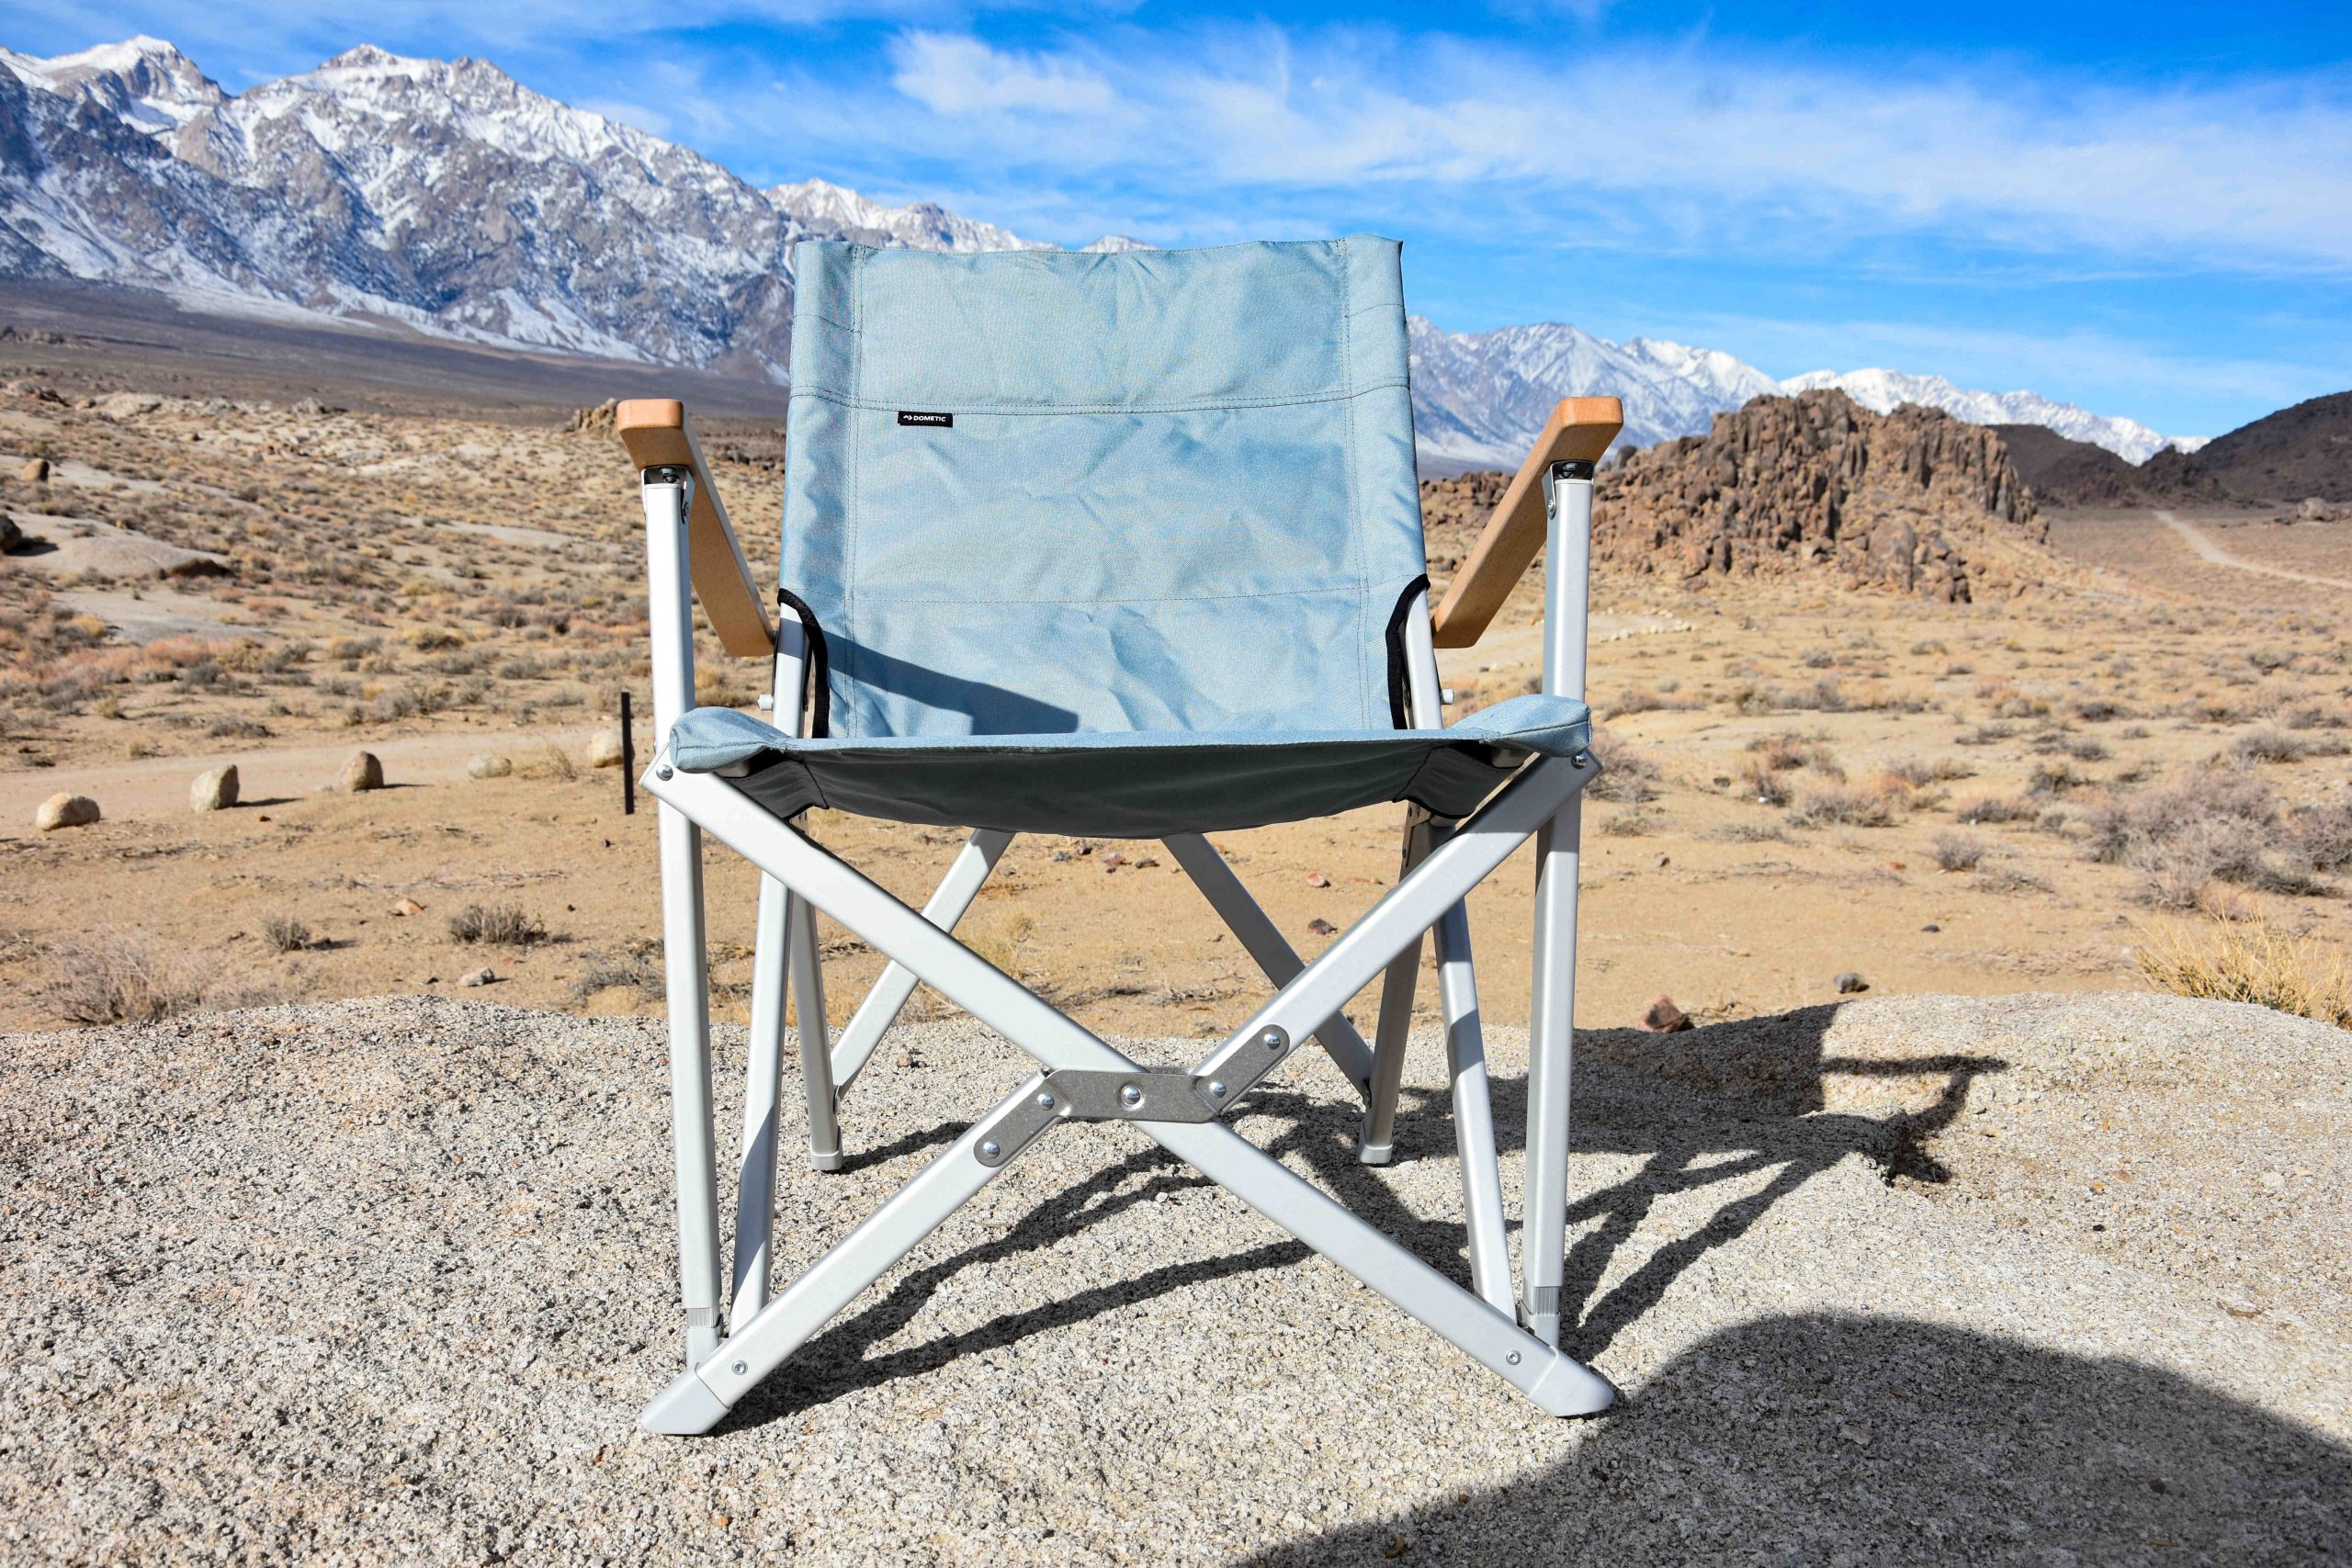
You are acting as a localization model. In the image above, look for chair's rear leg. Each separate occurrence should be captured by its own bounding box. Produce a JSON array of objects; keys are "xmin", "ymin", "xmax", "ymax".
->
[
  {"xmin": 786, "ymin": 888, "xmax": 842, "ymax": 1171},
  {"xmin": 1521, "ymin": 800, "xmax": 1582, "ymax": 1345},
  {"xmin": 733, "ymin": 872, "xmax": 793, "ymax": 1314},
  {"xmin": 1356, "ymin": 813, "xmax": 1432, "ymax": 1164},
  {"xmin": 1430, "ymin": 899, "xmax": 1513, "ymax": 1313},
  {"xmin": 830, "ymin": 829, "xmax": 1012, "ymax": 1099},
  {"xmin": 1160, "ymin": 832, "xmax": 1374, "ymax": 1095}
]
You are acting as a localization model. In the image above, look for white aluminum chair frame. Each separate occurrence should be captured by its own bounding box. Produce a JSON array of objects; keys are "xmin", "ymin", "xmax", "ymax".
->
[{"xmin": 631, "ymin": 459, "xmax": 1607, "ymax": 1432}]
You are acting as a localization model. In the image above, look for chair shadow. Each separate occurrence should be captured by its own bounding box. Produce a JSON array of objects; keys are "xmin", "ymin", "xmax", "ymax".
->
[
  {"xmin": 1237, "ymin": 1312, "xmax": 2352, "ymax": 1564},
  {"xmin": 721, "ymin": 1003, "xmax": 2001, "ymax": 1430}
]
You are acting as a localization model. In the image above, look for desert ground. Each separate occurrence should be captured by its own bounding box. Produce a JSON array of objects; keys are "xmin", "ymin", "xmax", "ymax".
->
[
  {"xmin": 2, "ymin": 357, "xmax": 2346, "ymax": 1042},
  {"xmin": 3, "ymin": 333, "xmax": 2350, "ymax": 1564}
]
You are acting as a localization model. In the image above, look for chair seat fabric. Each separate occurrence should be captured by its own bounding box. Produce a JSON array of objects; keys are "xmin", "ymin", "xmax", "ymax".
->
[{"xmin": 669, "ymin": 694, "xmax": 1591, "ymax": 838}]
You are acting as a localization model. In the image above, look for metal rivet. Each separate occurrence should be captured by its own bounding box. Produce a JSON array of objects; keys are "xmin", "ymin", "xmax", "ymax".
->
[
  {"xmin": 656, "ymin": 765, "xmax": 674, "ymax": 780},
  {"xmin": 1261, "ymin": 1028, "xmax": 1285, "ymax": 1053},
  {"xmin": 1506, "ymin": 1351, "xmax": 1521, "ymax": 1365},
  {"xmin": 1208, "ymin": 1080, "xmax": 1227, "ymax": 1098},
  {"xmin": 979, "ymin": 1139, "xmax": 1001, "ymax": 1159},
  {"xmin": 1119, "ymin": 1084, "xmax": 1144, "ymax": 1107},
  {"xmin": 1569, "ymin": 751, "xmax": 1591, "ymax": 768},
  {"xmin": 731, "ymin": 1360, "xmax": 747, "ymax": 1375},
  {"xmin": 1035, "ymin": 1092, "xmax": 1056, "ymax": 1111}
]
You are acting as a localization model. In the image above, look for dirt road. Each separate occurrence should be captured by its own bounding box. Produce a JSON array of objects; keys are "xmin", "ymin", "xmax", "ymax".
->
[{"xmin": 2158, "ymin": 510, "xmax": 2352, "ymax": 590}]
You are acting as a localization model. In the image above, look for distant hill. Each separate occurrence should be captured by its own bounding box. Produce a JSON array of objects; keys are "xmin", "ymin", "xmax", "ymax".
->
[
  {"xmin": 1990, "ymin": 423, "xmax": 2158, "ymax": 508},
  {"xmin": 2175, "ymin": 390, "xmax": 2352, "ymax": 505}
]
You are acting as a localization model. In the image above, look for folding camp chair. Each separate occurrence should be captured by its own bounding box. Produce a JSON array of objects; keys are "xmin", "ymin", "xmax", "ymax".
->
[{"xmin": 616, "ymin": 236, "xmax": 1624, "ymax": 1434}]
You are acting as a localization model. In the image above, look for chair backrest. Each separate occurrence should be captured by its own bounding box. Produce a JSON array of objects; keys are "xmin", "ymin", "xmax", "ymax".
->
[{"xmin": 780, "ymin": 236, "xmax": 1429, "ymax": 739}]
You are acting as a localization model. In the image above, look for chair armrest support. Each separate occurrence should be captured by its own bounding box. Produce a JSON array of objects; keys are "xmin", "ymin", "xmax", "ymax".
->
[
  {"xmin": 1429, "ymin": 397, "xmax": 1623, "ymax": 650},
  {"xmin": 617, "ymin": 399, "xmax": 776, "ymax": 658}
]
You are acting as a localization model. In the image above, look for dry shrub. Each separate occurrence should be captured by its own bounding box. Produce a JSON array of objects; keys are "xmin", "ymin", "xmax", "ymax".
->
[
  {"xmin": 1931, "ymin": 830, "xmax": 1986, "ymax": 872},
  {"xmin": 1739, "ymin": 759, "xmax": 1791, "ymax": 807},
  {"xmin": 262, "ymin": 914, "xmax": 311, "ymax": 953},
  {"xmin": 1886, "ymin": 756, "xmax": 1974, "ymax": 786},
  {"xmin": 447, "ymin": 903, "xmax": 548, "ymax": 946},
  {"xmin": 570, "ymin": 939, "xmax": 663, "ymax": 1004},
  {"xmin": 43, "ymin": 935, "xmax": 223, "ymax": 1024},
  {"xmin": 1789, "ymin": 784, "xmax": 1899, "ymax": 828},
  {"xmin": 2132, "ymin": 916, "xmax": 2351, "ymax": 1029},
  {"xmin": 1585, "ymin": 727, "xmax": 1660, "ymax": 805},
  {"xmin": 1747, "ymin": 732, "xmax": 1833, "ymax": 773},
  {"xmin": 1954, "ymin": 795, "xmax": 2038, "ymax": 825},
  {"xmin": 520, "ymin": 744, "xmax": 580, "ymax": 782},
  {"xmin": 2231, "ymin": 728, "xmax": 2351, "ymax": 765},
  {"xmin": 2081, "ymin": 775, "xmax": 2328, "ymax": 908}
]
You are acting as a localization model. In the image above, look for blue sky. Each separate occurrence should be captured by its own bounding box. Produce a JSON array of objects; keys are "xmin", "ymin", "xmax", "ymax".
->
[{"xmin": 15, "ymin": 1, "xmax": 2352, "ymax": 439}]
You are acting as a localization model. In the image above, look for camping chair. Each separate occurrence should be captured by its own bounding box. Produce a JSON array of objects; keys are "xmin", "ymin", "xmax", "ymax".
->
[{"xmin": 616, "ymin": 235, "xmax": 1624, "ymax": 1434}]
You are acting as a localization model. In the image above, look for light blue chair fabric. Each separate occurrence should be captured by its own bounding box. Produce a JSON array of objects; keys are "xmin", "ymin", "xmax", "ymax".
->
[{"xmin": 671, "ymin": 234, "xmax": 1587, "ymax": 835}]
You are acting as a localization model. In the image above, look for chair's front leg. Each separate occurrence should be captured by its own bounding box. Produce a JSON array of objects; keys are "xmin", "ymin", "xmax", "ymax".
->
[
  {"xmin": 642, "ymin": 467, "xmax": 724, "ymax": 1369},
  {"xmin": 1521, "ymin": 456, "xmax": 1597, "ymax": 1348},
  {"xmin": 789, "ymin": 886, "xmax": 842, "ymax": 1170},
  {"xmin": 1356, "ymin": 814, "xmax": 1430, "ymax": 1164},
  {"xmin": 734, "ymin": 872, "xmax": 793, "ymax": 1314}
]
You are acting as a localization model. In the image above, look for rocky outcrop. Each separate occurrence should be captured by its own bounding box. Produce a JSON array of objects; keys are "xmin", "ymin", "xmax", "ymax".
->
[{"xmin": 1592, "ymin": 391, "xmax": 2043, "ymax": 601}]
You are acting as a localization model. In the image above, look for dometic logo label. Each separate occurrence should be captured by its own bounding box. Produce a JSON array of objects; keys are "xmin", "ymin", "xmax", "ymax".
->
[{"xmin": 897, "ymin": 411, "xmax": 954, "ymax": 427}]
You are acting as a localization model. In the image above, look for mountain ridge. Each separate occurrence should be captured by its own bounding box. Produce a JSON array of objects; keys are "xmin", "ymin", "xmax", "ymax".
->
[{"xmin": 1, "ymin": 34, "xmax": 2203, "ymax": 467}]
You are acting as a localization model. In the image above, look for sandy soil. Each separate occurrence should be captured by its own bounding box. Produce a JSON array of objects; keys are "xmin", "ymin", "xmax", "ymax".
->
[
  {"xmin": 0, "ymin": 991, "xmax": 2343, "ymax": 1563},
  {"xmin": 1, "ymin": 371, "xmax": 2346, "ymax": 1049}
]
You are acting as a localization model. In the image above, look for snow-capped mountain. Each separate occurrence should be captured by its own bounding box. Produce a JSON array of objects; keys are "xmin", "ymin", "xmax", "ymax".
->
[
  {"xmin": 0, "ymin": 36, "xmax": 2192, "ymax": 467},
  {"xmin": 1779, "ymin": 368, "xmax": 2204, "ymax": 462},
  {"xmin": 1408, "ymin": 317, "xmax": 1782, "ymax": 464}
]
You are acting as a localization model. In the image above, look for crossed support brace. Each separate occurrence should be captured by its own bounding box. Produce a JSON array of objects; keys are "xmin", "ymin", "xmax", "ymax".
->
[{"xmin": 638, "ymin": 747, "xmax": 1611, "ymax": 1434}]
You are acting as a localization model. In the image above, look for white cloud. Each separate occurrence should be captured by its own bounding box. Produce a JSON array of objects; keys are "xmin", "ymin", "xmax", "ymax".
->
[{"xmin": 888, "ymin": 31, "xmax": 1114, "ymax": 116}]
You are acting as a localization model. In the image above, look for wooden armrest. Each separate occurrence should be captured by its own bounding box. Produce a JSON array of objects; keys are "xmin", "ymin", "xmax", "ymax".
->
[
  {"xmin": 616, "ymin": 398, "xmax": 776, "ymax": 658},
  {"xmin": 1429, "ymin": 397, "xmax": 1624, "ymax": 649}
]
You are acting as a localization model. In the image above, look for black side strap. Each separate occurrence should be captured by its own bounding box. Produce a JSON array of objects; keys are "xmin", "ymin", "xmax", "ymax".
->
[
  {"xmin": 1385, "ymin": 574, "xmax": 1432, "ymax": 729},
  {"xmin": 775, "ymin": 588, "xmax": 831, "ymax": 739}
]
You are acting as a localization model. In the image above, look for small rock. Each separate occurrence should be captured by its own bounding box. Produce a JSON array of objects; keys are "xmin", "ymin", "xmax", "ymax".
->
[
  {"xmin": 1655, "ymin": 853, "xmax": 1670, "ymax": 869},
  {"xmin": 1101, "ymin": 851, "xmax": 1126, "ymax": 868},
  {"xmin": 19, "ymin": 456, "xmax": 49, "ymax": 484},
  {"xmin": 34, "ymin": 793, "xmax": 100, "ymax": 831},
  {"xmin": 2259, "ymin": 1170, "xmax": 2284, "ymax": 1190},
  {"xmin": 1835, "ymin": 972, "xmax": 1869, "ymax": 994},
  {"xmin": 391, "ymin": 897, "xmax": 425, "ymax": 918},
  {"xmin": 189, "ymin": 763, "xmax": 239, "ymax": 813},
  {"xmin": 467, "ymin": 752, "xmax": 514, "ymax": 780},
  {"xmin": 1305, "ymin": 872, "xmax": 1329, "ymax": 887},
  {"xmin": 458, "ymin": 966, "xmax": 496, "ymax": 987},
  {"xmin": 1133, "ymin": 855, "xmax": 1159, "ymax": 869},
  {"xmin": 1920, "ymin": 923, "xmax": 1940, "ymax": 933},
  {"xmin": 0, "ymin": 514, "xmax": 19, "ymax": 551},
  {"xmin": 586, "ymin": 729, "xmax": 627, "ymax": 768},
  {"xmin": 1306, "ymin": 918, "xmax": 1338, "ymax": 936},
  {"xmin": 337, "ymin": 750, "xmax": 384, "ymax": 793},
  {"xmin": 1636, "ymin": 993, "xmax": 1693, "ymax": 1032}
]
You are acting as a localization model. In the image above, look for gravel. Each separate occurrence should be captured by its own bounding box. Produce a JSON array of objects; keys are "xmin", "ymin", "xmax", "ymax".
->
[{"xmin": 2, "ymin": 991, "xmax": 2346, "ymax": 1564}]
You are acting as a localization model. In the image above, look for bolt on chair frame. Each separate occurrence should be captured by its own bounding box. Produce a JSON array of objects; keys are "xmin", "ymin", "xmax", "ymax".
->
[{"xmin": 617, "ymin": 395, "xmax": 1623, "ymax": 1434}]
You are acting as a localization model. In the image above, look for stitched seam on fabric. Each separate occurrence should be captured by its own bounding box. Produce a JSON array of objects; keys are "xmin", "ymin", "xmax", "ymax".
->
[
  {"xmin": 1341, "ymin": 241, "xmax": 1373, "ymax": 728},
  {"xmin": 786, "ymin": 385, "xmax": 1406, "ymax": 415},
  {"xmin": 851, "ymin": 584, "xmax": 1373, "ymax": 607},
  {"xmin": 843, "ymin": 251, "xmax": 865, "ymax": 738}
]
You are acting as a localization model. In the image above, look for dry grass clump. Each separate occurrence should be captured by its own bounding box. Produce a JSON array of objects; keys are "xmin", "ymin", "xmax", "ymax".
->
[
  {"xmin": 2230, "ymin": 728, "xmax": 2352, "ymax": 766},
  {"xmin": 1954, "ymin": 795, "xmax": 2038, "ymax": 826},
  {"xmin": 570, "ymin": 939, "xmax": 663, "ymax": 1004},
  {"xmin": 447, "ymin": 903, "xmax": 548, "ymax": 946},
  {"xmin": 1885, "ymin": 756, "xmax": 1973, "ymax": 786},
  {"xmin": 261, "ymin": 914, "xmax": 311, "ymax": 953},
  {"xmin": 1931, "ymin": 830, "xmax": 1986, "ymax": 872},
  {"xmin": 1585, "ymin": 728, "xmax": 1661, "ymax": 805},
  {"xmin": 41, "ymin": 935, "xmax": 232, "ymax": 1024},
  {"xmin": 2132, "ymin": 915, "xmax": 2351, "ymax": 1029},
  {"xmin": 1788, "ymin": 783, "xmax": 1900, "ymax": 828}
]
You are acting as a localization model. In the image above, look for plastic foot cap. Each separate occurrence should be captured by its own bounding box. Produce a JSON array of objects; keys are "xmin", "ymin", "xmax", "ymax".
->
[
  {"xmin": 1522, "ymin": 1352, "xmax": 1618, "ymax": 1418},
  {"xmin": 808, "ymin": 1150, "xmax": 846, "ymax": 1172},
  {"xmin": 1356, "ymin": 1141, "xmax": 1396, "ymax": 1167},
  {"xmin": 639, "ymin": 1371, "xmax": 732, "ymax": 1436}
]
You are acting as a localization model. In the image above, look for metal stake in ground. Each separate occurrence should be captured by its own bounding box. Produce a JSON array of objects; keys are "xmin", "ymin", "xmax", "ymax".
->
[{"xmin": 621, "ymin": 691, "xmax": 637, "ymax": 816}]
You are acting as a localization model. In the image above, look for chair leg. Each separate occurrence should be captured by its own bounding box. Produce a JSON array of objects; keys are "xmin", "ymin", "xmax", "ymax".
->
[
  {"xmin": 829, "ymin": 829, "xmax": 1012, "ymax": 1097},
  {"xmin": 655, "ymin": 799, "xmax": 724, "ymax": 1370},
  {"xmin": 1521, "ymin": 795, "xmax": 1583, "ymax": 1347},
  {"xmin": 1161, "ymin": 832, "xmax": 1374, "ymax": 1095},
  {"xmin": 1431, "ymin": 898, "xmax": 1513, "ymax": 1314},
  {"xmin": 788, "ymin": 889, "xmax": 842, "ymax": 1171},
  {"xmin": 732, "ymin": 873, "xmax": 793, "ymax": 1314},
  {"xmin": 1357, "ymin": 814, "xmax": 1430, "ymax": 1164}
]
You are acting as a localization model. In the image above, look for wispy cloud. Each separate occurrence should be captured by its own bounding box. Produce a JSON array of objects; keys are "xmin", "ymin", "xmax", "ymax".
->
[{"xmin": 888, "ymin": 31, "xmax": 1114, "ymax": 115}]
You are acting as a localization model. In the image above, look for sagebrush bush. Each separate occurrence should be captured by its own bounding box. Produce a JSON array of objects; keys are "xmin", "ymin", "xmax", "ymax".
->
[
  {"xmin": 1789, "ymin": 784, "xmax": 1898, "ymax": 828},
  {"xmin": 2080, "ymin": 775, "xmax": 2330, "ymax": 908},
  {"xmin": 1932, "ymin": 830, "xmax": 1986, "ymax": 872},
  {"xmin": 1584, "ymin": 728, "xmax": 1660, "ymax": 805},
  {"xmin": 447, "ymin": 903, "xmax": 548, "ymax": 946}
]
